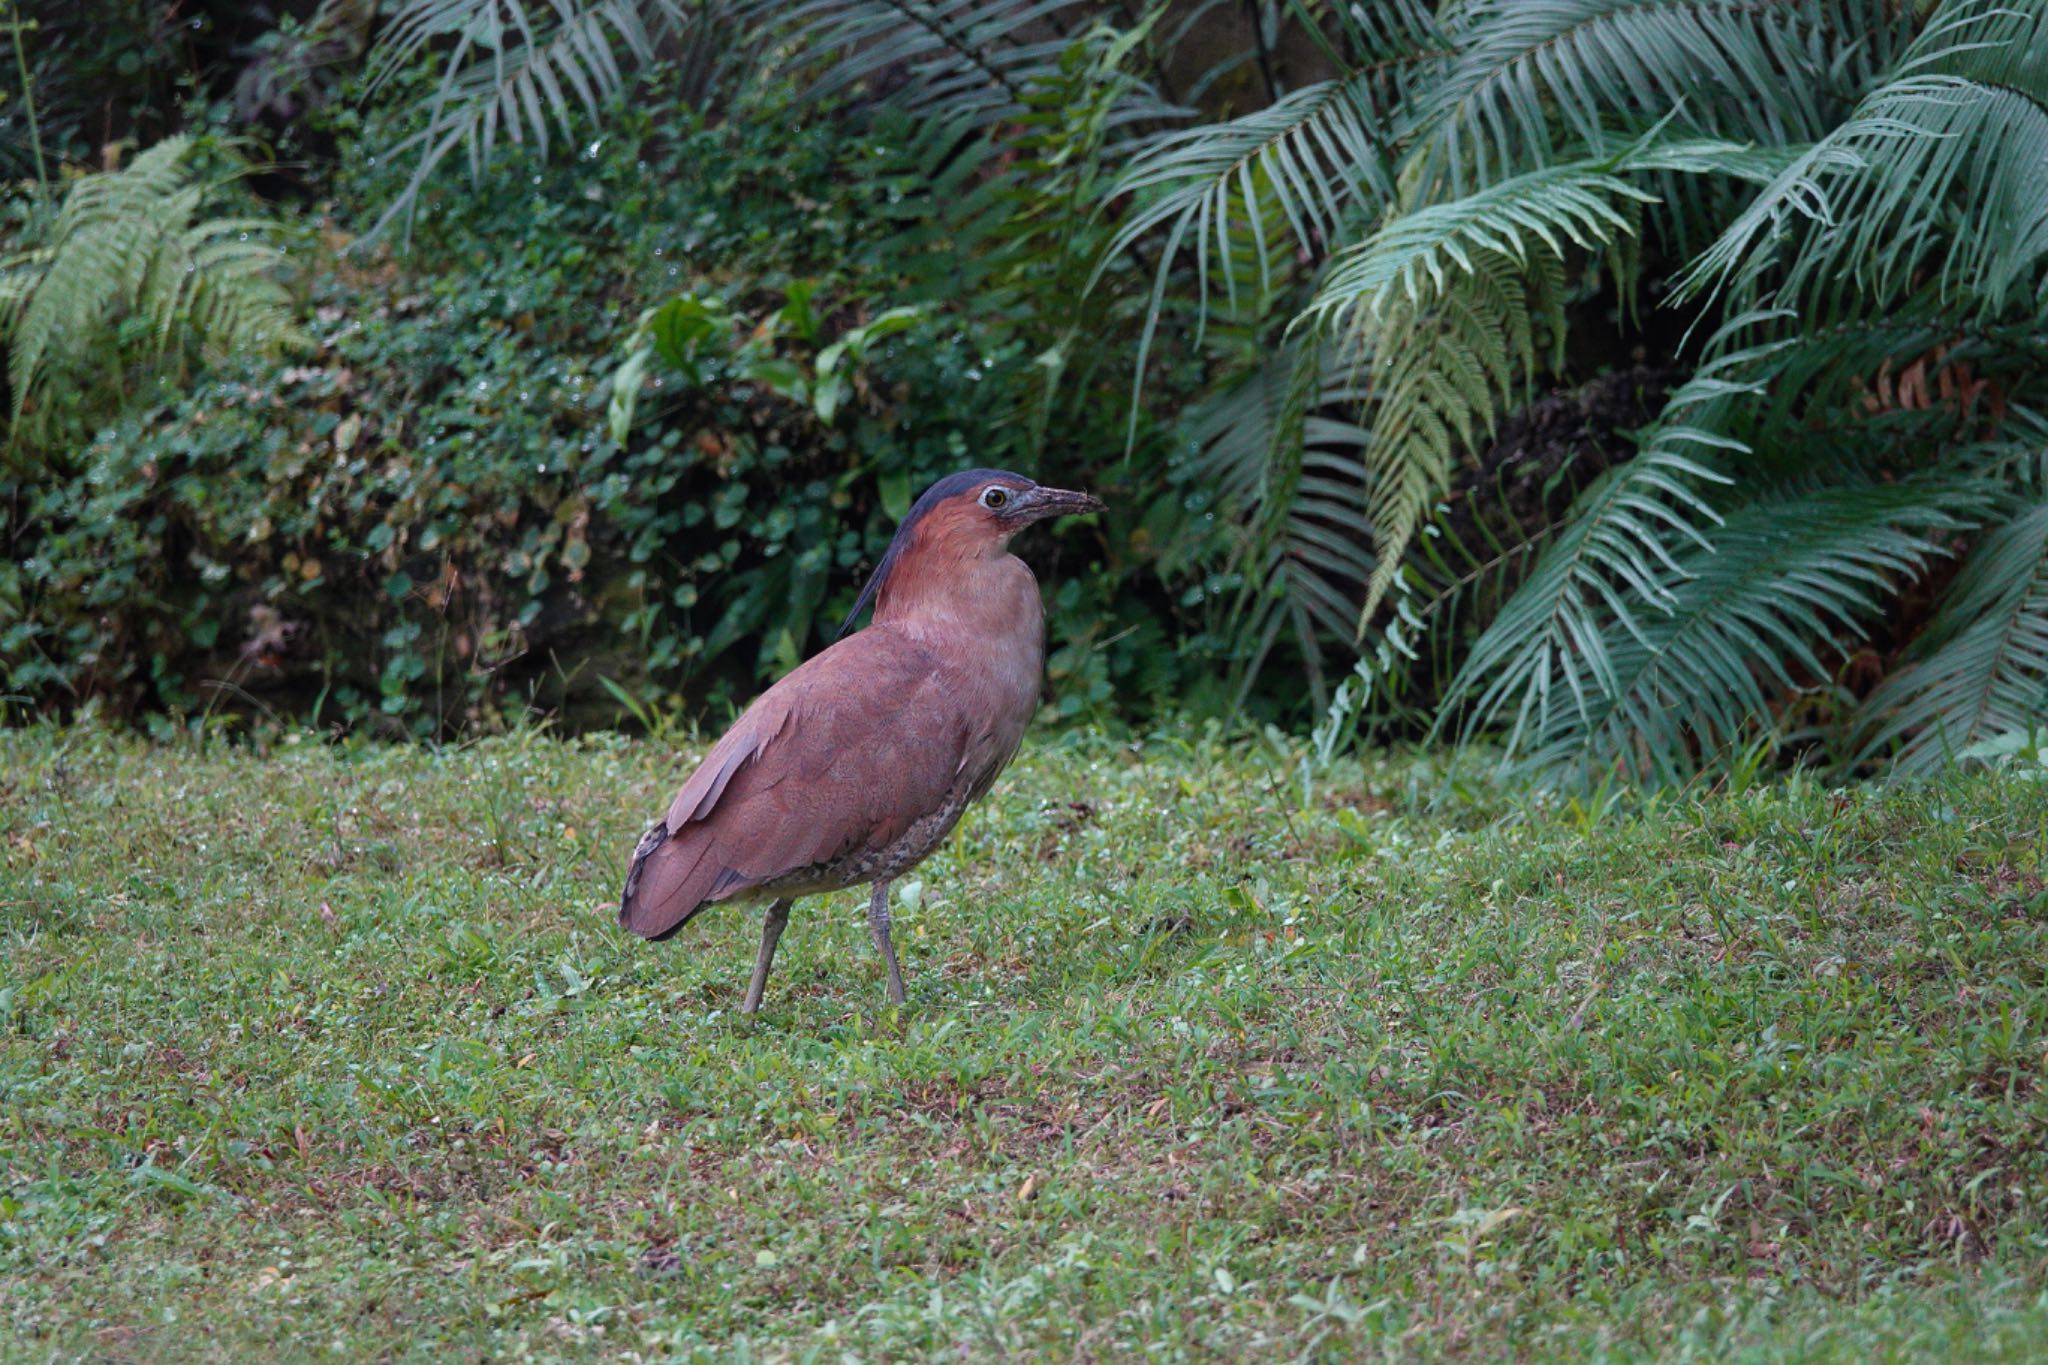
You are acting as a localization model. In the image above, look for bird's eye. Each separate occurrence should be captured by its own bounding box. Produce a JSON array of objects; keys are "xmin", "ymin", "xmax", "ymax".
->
[{"xmin": 980, "ymin": 487, "xmax": 1010, "ymax": 509}]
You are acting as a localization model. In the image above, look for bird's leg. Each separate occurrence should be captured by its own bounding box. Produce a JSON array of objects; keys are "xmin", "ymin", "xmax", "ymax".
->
[
  {"xmin": 742, "ymin": 899, "xmax": 793, "ymax": 1015},
  {"xmin": 867, "ymin": 880, "xmax": 907, "ymax": 1006}
]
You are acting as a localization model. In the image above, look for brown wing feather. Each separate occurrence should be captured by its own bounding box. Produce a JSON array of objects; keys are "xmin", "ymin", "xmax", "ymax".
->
[{"xmin": 618, "ymin": 627, "xmax": 970, "ymax": 940}]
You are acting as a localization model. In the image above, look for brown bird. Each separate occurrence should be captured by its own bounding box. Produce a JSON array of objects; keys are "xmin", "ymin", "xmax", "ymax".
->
[{"xmin": 618, "ymin": 469, "xmax": 1104, "ymax": 1011}]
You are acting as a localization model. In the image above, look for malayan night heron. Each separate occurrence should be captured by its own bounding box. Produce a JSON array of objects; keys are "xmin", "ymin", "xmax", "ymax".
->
[{"xmin": 618, "ymin": 469, "xmax": 1104, "ymax": 1011}]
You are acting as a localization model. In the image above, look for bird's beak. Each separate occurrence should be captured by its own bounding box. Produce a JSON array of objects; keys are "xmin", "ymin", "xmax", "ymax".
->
[{"xmin": 1014, "ymin": 485, "xmax": 1106, "ymax": 525}]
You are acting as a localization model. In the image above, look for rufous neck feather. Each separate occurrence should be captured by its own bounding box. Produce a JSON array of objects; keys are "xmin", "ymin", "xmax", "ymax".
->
[{"xmin": 874, "ymin": 515, "xmax": 1019, "ymax": 629}]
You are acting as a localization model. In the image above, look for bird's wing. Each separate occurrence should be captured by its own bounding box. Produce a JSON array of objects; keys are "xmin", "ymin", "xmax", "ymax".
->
[{"xmin": 618, "ymin": 628, "xmax": 972, "ymax": 941}]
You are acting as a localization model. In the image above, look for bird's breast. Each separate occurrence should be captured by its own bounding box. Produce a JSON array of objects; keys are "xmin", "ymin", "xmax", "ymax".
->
[
  {"xmin": 889, "ymin": 558, "xmax": 1043, "ymax": 774},
  {"xmin": 965, "ymin": 561, "xmax": 1045, "ymax": 721}
]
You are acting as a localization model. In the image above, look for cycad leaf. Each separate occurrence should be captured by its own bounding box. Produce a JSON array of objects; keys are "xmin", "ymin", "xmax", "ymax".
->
[
  {"xmin": 1102, "ymin": 77, "xmax": 1395, "ymax": 299},
  {"xmin": 1417, "ymin": 0, "xmax": 1907, "ymax": 192},
  {"xmin": 1857, "ymin": 463, "xmax": 2048, "ymax": 772},
  {"xmin": 1184, "ymin": 334, "xmax": 1374, "ymax": 705},
  {"xmin": 1292, "ymin": 134, "xmax": 1783, "ymax": 632},
  {"xmin": 749, "ymin": 0, "xmax": 1155, "ymax": 127},
  {"xmin": 1297, "ymin": 136, "xmax": 1776, "ymax": 334},
  {"xmin": 1682, "ymin": 0, "xmax": 2048, "ymax": 316},
  {"xmin": 1439, "ymin": 360, "xmax": 1741, "ymax": 754},
  {"xmin": 1099, "ymin": 75, "xmax": 1400, "ymax": 432},
  {"xmin": 364, "ymin": 0, "xmax": 684, "ymax": 242},
  {"xmin": 1490, "ymin": 469, "xmax": 1993, "ymax": 786}
]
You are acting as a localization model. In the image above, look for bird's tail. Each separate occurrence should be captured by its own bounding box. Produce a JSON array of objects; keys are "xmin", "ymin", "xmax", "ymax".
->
[{"xmin": 618, "ymin": 819, "xmax": 736, "ymax": 942}]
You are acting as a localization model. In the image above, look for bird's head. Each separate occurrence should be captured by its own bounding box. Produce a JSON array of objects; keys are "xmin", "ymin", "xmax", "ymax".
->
[{"xmin": 839, "ymin": 469, "xmax": 1105, "ymax": 637}]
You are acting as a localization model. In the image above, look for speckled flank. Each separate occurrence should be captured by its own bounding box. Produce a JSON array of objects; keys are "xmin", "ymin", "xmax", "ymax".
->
[{"xmin": 754, "ymin": 780, "xmax": 978, "ymax": 901}]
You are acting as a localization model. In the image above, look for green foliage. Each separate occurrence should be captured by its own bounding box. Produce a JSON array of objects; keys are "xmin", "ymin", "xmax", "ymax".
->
[
  {"xmin": 1512, "ymin": 473, "xmax": 1993, "ymax": 785},
  {"xmin": 1102, "ymin": 76, "xmax": 1395, "ymax": 355},
  {"xmin": 1684, "ymin": 1, "xmax": 2048, "ymax": 318},
  {"xmin": 1092, "ymin": 0, "xmax": 2048, "ymax": 782},
  {"xmin": 3, "ymin": 220, "xmax": 630, "ymax": 733},
  {"xmin": 10, "ymin": 0, "xmax": 2048, "ymax": 772},
  {"xmin": 1180, "ymin": 338, "xmax": 1373, "ymax": 707},
  {"xmin": 2, "ymin": 83, "xmax": 1197, "ymax": 734},
  {"xmin": 1414, "ymin": 0, "xmax": 1907, "ymax": 191},
  {"xmin": 1290, "ymin": 136, "xmax": 1763, "ymax": 633},
  {"xmin": 1437, "ymin": 360, "xmax": 1736, "ymax": 748},
  {"xmin": 609, "ymin": 290, "xmax": 927, "ymax": 441},
  {"xmin": 1857, "ymin": 456, "xmax": 2048, "ymax": 774},
  {"xmin": 745, "ymin": 0, "xmax": 1103, "ymax": 125}
]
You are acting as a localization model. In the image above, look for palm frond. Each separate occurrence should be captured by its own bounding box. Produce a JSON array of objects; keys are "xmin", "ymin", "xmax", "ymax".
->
[
  {"xmin": 1416, "ymin": 0, "xmax": 1906, "ymax": 193},
  {"xmin": 1856, "ymin": 434, "xmax": 2048, "ymax": 773},
  {"xmin": 1184, "ymin": 334, "xmax": 1374, "ymax": 706},
  {"xmin": 1683, "ymin": 0, "xmax": 2048, "ymax": 318},
  {"xmin": 1706, "ymin": 308, "xmax": 2019, "ymax": 429},
  {"xmin": 1298, "ymin": 136, "xmax": 1782, "ymax": 333},
  {"xmin": 1434, "ymin": 291, "xmax": 2045, "ymax": 784},
  {"xmin": 764, "ymin": 0, "xmax": 1059, "ymax": 118},
  {"xmin": 749, "ymin": 0, "xmax": 1180, "ymax": 130},
  {"xmin": 1339, "ymin": 250, "xmax": 1555, "ymax": 632},
  {"xmin": 1539, "ymin": 474, "xmax": 1990, "ymax": 785},
  {"xmin": 849, "ymin": 113, "xmax": 1018, "ymax": 304},
  {"xmin": 364, "ymin": 0, "xmax": 690, "ymax": 242},
  {"xmin": 1650, "ymin": 303, "xmax": 2044, "ymax": 490},
  {"xmin": 1097, "ymin": 75, "xmax": 1398, "ymax": 416},
  {"xmin": 1290, "ymin": 135, "xmax": 1785, "ymax": 630},
  {"xmin": 1436, "ymin": 359, "xmax": 1744, "ymax": 753},
  {"xmin": 2, "ymin": 136, "xmax": 304, "ymax": 448},
  {"xmin": 1104, "ymin": 77, "xmax": 1392, "ymax": 294},
  {"xmin": 1356, "ymin": 364, "xmax": 1680, "ymax": 720}
]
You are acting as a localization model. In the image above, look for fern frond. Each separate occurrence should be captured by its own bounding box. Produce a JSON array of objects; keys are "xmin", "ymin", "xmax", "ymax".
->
[
  {"xmin": 1299, "ymin": 177, "xmax": 1570, "ymax": 633},
  {"xmin": 2, "ymin": 136, "xmax": 303, "ymax": 446}
]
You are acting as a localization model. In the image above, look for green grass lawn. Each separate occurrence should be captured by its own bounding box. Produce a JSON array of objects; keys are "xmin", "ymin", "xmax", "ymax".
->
[{"xmin": 3, "ymin": 723, "xmax": 2046, "ymax": 1361}]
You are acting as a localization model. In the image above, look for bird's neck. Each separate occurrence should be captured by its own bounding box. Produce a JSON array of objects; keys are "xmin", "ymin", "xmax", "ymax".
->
[{"xmin": 875, "ymin": 546, "xmax": 1044, "ymax": 652}]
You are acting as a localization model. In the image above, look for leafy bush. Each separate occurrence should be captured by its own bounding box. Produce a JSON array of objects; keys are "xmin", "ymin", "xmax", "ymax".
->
[{"xmin": 3, "ymin": 85, "xmax": 1201, "ymax": 735}]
